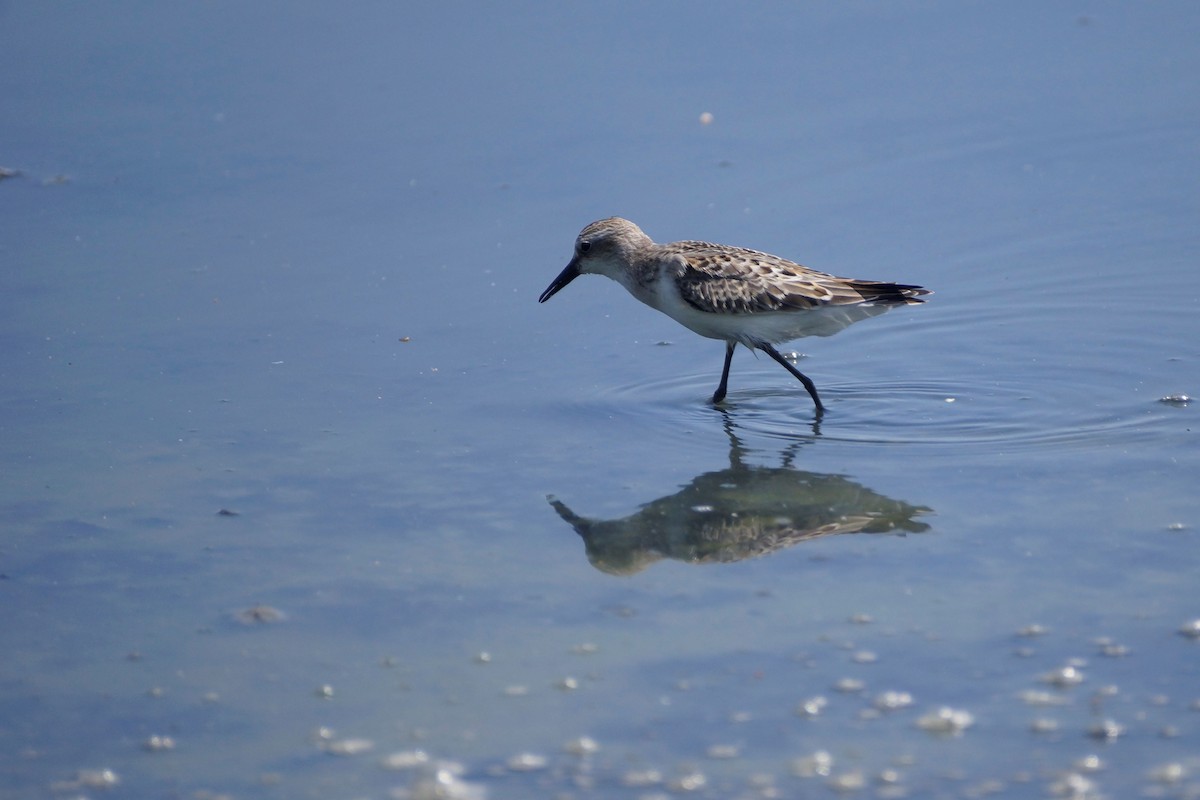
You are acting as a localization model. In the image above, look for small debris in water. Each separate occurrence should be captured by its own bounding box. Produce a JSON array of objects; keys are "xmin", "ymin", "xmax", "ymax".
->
[
  {"xmin": 621, "ymin": 768, "xmax": 663, "ymax": 787},
  {"xmin": 216, "ymin": 508, "xmax": 240, "ymax": 516},
  {"xmin": 1017, "ymin": 623, "xmax": 1050, "ymax": 637},
  {"xmin": 1177, "ymin": 619, "xmax": 1200, "ymax": 639},
  {"xmin": 380, "ymin": 749, "xmax": 430, "ymax": 770},
  {"xmin": 52, "ymin": 769, "xmax": 121, "ymax": 791},
  {"xmin": 1087, "ymin": 719, "xmax": 1124, "ymax": 741},
  {"xmin": 655, "ymin": 340, "xmax": 673, "ymax": 346},
  {"xmin": 1029, "ymin": 718, "xmax": 1059, "ymax": 734},
  {"xmin": 833, "ymin": 677, "xmax": 865, "ymax": 693},
  {"xmin": 1048, "ymin": 772, "xmax": 1097, "ymax": 798},
  {"xmin": 233, "ymin": 605, "xmax": 285, "ymax": 625},
  {"xmin": 706, "ymin": 744, "xmax": 739, "ymax": 759},
  {"xmin": 1158, "ymin": 394, "xmax": 1192, "ymax": 406},
  {"xmin": 877, "ymin": 768, "xmax": 904, "ymax": 787},
  {"xmin": 791, "ymin": 750, "xmax": 834, "ymax": 778},
  {"xmin": 324, "ymin": 737, "xmax": 373, "ymax": 756},
  {"xmin": 400, "ymin": 336, "xmax": 411, "ymax": 342},
  {"xmin": 142, "ymin": 735, "xmax": 175, "ymax": 752},
  {"xmin": 1042, "ymin": 665, "xmax": 1085, "ymax": 688},
  {"xmin": 405, "ymin": 762, "xmax": 485, "ymax": 800},
  {"xmin": 828, "ymin": 771, "xmax": 866, "ymax": 792},
  {"xmin": 699, "ymin": 112, "xmax": 714, "ymax": 126},
  {"xmin": 563, "ymin": 736, "xmax": 598, "ymax": 756},
  {"xmin": 795, "ymin": 696, "xmax": 828, "ymax": 717},
  {"xmin": 506, "ymin": 752, "xmax": 547, "ymax": 771},
  {"xmin": 873, "ymin": 691, "xmax": 914, "ymax": 712},
  {"xmin": 1147, "ymin": 762, "xmax": 1186, "ymax": 784},
  {"xmin": 916, "ymin": 706, "xmax": 974, "ymax": 735},
  {"xmin": 669, "ymin": 769, "xmax": 708, "ymax": 792},
  {"xmin": 1095, "ymin": 637, "xmax": 1130, "ymax": 657}
]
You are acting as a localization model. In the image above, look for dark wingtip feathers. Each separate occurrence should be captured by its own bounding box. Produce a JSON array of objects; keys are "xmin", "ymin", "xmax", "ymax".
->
[{"xmin": 853, "ymin": 282, "xmax": 931, "ymax": 305}]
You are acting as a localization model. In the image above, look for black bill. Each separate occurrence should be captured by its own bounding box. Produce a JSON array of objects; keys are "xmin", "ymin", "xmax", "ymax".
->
[{"xmin": 538, "ymin": 258, "xmax": 581, "ymax": 303}]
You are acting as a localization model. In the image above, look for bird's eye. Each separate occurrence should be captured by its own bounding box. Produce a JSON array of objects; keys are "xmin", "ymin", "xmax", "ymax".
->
[{"xmin": 579, "ymin": 240, "xmax": 591, "ymax": 253}]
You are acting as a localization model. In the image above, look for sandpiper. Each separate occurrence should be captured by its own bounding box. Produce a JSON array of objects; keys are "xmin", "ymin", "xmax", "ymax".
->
[{"xmin": 539, "ymin": 218, "xmax": 929, "ymax": 414}]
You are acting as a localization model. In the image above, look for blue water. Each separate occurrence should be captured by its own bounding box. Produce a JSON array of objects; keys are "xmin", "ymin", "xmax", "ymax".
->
[{"xmin": 2, "ymin": 3, "xmax": 1198, "ymax": 798}]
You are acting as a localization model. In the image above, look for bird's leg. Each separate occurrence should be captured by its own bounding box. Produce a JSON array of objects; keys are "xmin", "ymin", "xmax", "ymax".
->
[
  {"xmin": 711, "ymin": 341, "xmax": 736, "ymax": 404},
  {"xmin": 759, "ymin": 343, "xmax": 826, "ymax": 414}
]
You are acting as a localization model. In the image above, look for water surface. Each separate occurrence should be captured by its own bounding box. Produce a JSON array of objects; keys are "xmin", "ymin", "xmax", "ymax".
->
[{"xmin": 2, "ymin": 3, "xmax": 1198, "ymax": 798}]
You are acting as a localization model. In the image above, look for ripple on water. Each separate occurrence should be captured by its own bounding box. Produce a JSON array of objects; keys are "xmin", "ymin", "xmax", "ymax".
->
[{"xmin": 588, "ymin": 368, "xmax": 1175, "ymax": 451}]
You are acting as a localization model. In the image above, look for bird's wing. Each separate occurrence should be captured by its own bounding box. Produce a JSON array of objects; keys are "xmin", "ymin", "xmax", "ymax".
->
[{"xmin": 669, "ymin": 242, "xmax": 905, "ymax": 315}]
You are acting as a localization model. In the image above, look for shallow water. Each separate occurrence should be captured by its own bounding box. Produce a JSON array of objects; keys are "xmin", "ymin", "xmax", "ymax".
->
[{"xmin": 2, "ymin": 3, "xmax": 1199, "ymax": 799}]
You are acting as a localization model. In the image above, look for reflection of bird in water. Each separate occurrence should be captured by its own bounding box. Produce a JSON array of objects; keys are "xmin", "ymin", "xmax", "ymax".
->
[
  {"xmin": 547, "ymin": 424, "xmax": 932, "ymax": 575},
  {"xmin": 538, "ymin": 217, "xmax": 930, "ymax": 415}
]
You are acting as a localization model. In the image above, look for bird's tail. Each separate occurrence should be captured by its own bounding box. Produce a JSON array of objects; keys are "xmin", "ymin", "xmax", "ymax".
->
[{"xmin": 848, "ymin": 281, "xmax": 931, "ymax": 305}]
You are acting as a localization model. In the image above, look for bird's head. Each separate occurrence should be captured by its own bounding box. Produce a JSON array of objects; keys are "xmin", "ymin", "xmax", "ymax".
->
[{"xmin": 538, "ymin": 217, "xmax": 650, "ymax": 302}]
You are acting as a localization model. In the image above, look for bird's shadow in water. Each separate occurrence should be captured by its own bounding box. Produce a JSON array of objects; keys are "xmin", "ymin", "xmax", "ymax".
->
[{"xmin": 546, "ymin": 412, "xmax": 933, "ymax": 575}]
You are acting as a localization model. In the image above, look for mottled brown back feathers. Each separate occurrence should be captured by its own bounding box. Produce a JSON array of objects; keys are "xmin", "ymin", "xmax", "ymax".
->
[{"xmin": 668, "ymin": 240, "xmax": 929, "ymax": 316}]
